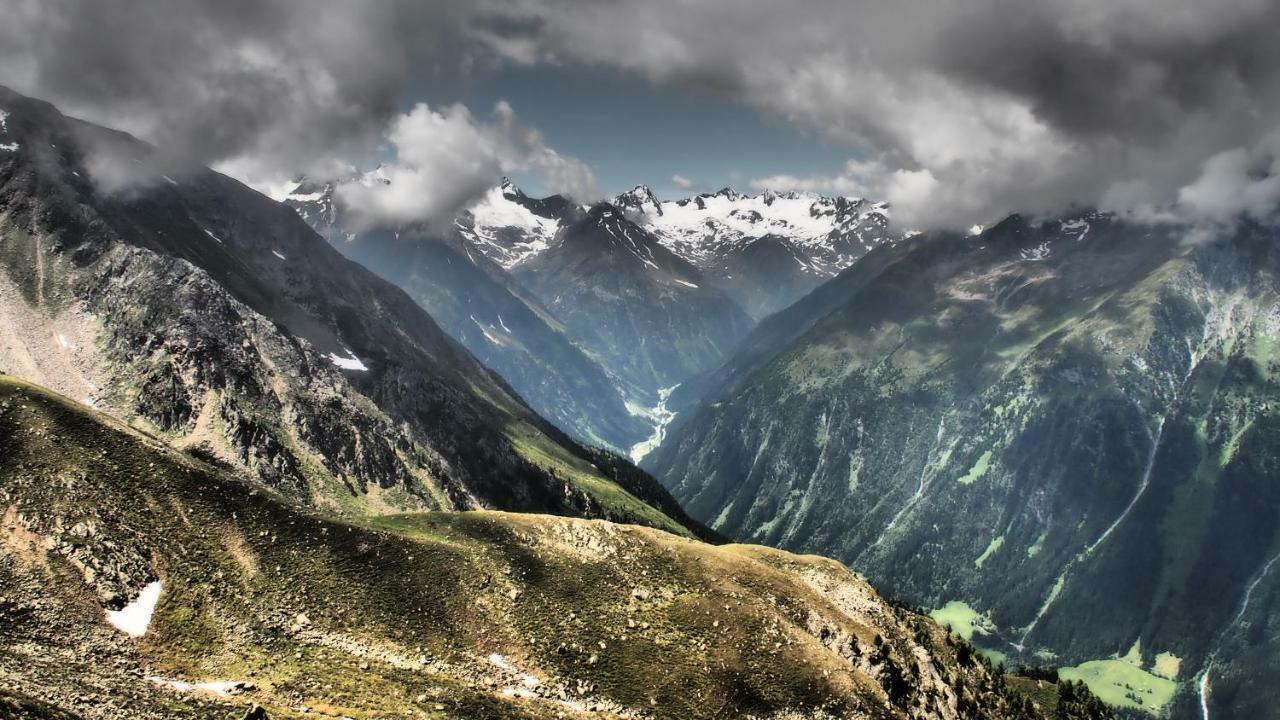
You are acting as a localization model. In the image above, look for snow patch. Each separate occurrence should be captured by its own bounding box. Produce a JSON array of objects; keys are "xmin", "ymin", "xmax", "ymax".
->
[
  {"xmin": 1020, "ymin": 241, "xmax": 1051, "ymax": 261},
  {"xmin": 286, "ymin": 189, "xmax": 328, "ymax": 203},
  {"xmin": 1199, "ymin": 669, "xmax": 1212, "ymax": 720},
  {"xmin": 327, "ymin": 349, "xmax": 369, "ymax": 371},
  {"xmin": 105, "ymin": 581, "xmax": 162, "ymax": 637},
  {"xmin": 203, "ymin": 229, "xmax": 224, "ymax": 244},
  {"xmin": 671, "ymin": 277, "xmax": 699, "ymax": 289},
  {"xmin": 148, "ymin": 676, "xmax": 245, "ymax": 696},
  {"xmin": 1061, "ymin": 219, "xmax": 1091, "ymax": 242},
  {"xmin": 0, "ymin": 109, "xmax": 8, "ymax": 133},
  {"xmin": 488, "ymin": 653, "xmax": 541, "ymax": 689},
  {"xmin": 271, "ymin": 249, "xmax": 287, "ymax": 261},
  {"xmin": 471, "ymin": 315, "xmax": 506, "ymax": 346},
  {"xmin": 0, "ymin": 142, "xmax": 19, "ymax": 153}
]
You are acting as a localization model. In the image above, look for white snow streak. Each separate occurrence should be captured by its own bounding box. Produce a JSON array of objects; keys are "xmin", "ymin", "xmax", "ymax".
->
[
  {"xmin": 1199, "ymin": 669, "xmax": 1212, "ymax": 720},
  {"xmin": 148, "ymin": 676, "xmax": 244, "ymax": 696},
  {"xmin": 327, "ymin": 349, "xmax": 369, "ymax": 371}
]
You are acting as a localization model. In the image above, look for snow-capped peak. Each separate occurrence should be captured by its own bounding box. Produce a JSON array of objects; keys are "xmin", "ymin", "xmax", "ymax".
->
[
  {"xmin": 457, "ymin": 184, "xmax": 563, "ymax": 268},
  {"xmin": 284, "ymin": 177, "xmax": 340, "ymax": 231},
  {"xmin": 600, "ymin": 186, "xmax": 896, "ymax": 280},
  {"xmin": 711, "ymin": 187, "xmax": 746, "ymax": 202},
  {"xmin": 453, "ymin": 181, "xmax": 898, "ymax": 281},
  {"xmin": 285, "ymin": 178, "xmax": 332, "ymax": 203}
]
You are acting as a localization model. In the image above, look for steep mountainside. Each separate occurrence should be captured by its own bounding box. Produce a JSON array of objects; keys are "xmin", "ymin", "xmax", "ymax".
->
[
  {"xmin": 286, "ymin": 181, "xmax": 649, "ymax": 453},
  {"xmin": 445, "ymin": 182, "xmax": 892, "ymax": 458},
  {"xmin": 614, "ymin": 185, "xmax": 895, "ymax": 318},
  {"xmin": 0, "ymin": 86, "xmax": 693, "ymax": 535},
  {"xmin": 511, "ymin": 204, "xmax": 754, "ymax": 408},
  {"xmin": 0, "ymin": 375, "xmax": 1112, "ymax": 720},
  {"xmin": 651, "ymin": 213, "xmax": 1280, "ymax": 718}
]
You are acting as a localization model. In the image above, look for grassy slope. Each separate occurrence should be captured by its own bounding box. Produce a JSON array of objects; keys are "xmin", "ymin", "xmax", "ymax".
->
[{"xmin": 0, "ymin": 375, "xmax": 1063, "ymax": 720}]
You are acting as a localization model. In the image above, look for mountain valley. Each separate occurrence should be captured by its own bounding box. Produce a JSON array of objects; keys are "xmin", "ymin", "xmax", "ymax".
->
[{"xmin": 286, "ymin": 172, "xmax": 894, "ymax": 461}]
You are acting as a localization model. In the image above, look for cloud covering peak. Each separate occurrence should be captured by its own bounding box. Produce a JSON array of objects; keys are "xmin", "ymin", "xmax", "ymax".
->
[
  {"xmin": 335, "ymin": 101, "xmax": 596, "ymax": 230},
  {"xmin": 4, "ymin": 0, "xmax": 1278, "ymax": 228},
  {"xmin": 481, "ymin": 0, "xmax": 1280, "ymax": 227}
]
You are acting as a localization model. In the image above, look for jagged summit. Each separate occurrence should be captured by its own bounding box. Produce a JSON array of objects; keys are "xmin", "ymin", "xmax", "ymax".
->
[
  {"xmin": 450, "ymin": 180, "xmax": 898, "ymax": 319},
  {"xmin": 498, "ymin": 175, "xmax": 522, "ymax": 195},
  {"xmin": 613, "ymin": 183, "xmax": 663, "ymax": 216}
]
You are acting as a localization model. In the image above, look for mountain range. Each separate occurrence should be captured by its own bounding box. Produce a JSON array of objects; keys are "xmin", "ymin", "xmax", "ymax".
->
[
  {"xmin": 287, "ymin": 172, "xmax": 895, "ymax": 462},
  {"xmin": 6, "ymin": 82, "xmax": 1276, "ymax": 720},
  {"xmin": 0, "ymin": 86, "xmax": 1109, "ymax": 720}
]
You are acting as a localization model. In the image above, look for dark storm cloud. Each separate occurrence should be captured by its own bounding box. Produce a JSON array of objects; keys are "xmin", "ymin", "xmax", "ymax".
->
[
  {"xmin": 479, "ymin": 0, "xmax": 1280, "ymax": 226},
  {"xmin": 3, "ymin": 0, "xmax": 1278, "ymax": 226},
  {"xmin": 0, "ymin": 0, "xmax": 476, "ymax": 190},
  {"xmin": 933, "ymin": 0, "xmax": 1280, "ymax": 140}
]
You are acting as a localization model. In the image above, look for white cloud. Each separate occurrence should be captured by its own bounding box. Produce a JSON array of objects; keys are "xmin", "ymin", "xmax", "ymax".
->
[
  {"xmin": 671, "ymin": 173, "xmax": 694, "ymax": 190},
  {"xmin": 335, "ymin": 101, "xmax": 597, "ymax": 230},
  {"xmin": 1176, "ymin": 130, "xmax": 1280, "ymax": 222}
]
